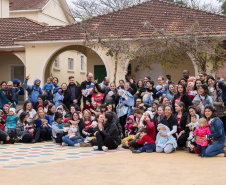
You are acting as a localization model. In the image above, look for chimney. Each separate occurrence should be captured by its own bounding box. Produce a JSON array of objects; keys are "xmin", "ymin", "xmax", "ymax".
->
[{"xmin": 0, "ymin": 0, "xmax": 9, "ymax": 18}]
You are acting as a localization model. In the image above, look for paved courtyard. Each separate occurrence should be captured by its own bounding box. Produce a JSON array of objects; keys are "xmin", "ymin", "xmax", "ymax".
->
[{"xmin": 1, "ymin": 142, "xmax": 226, "ymax": 185}]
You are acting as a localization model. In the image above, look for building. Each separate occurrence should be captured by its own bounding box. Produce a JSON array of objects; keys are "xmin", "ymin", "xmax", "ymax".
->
[{"xmin": 1, "ymin": 0, "xmax": 226, "ymax": 94}]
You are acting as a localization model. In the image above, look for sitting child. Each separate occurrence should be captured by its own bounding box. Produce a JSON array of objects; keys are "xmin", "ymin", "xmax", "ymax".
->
[
  {"xmin": 132, "ymin": 128, "xmax": 156, "ymax": 153},
  {"xmin": 42, "ymin": 77, "xmax": 54, "ymax": 101},
  {"xmin": 186, "ymin": 114, "xmax": 199, "ymax": 142},
  {"xmin": 155, "ymin": 124, "xmax": 177, "ymax": 154},
  {"xmin": 5, "ymin": 108, "xmax": 18, "ymax": 135},
  {"xmin": 192, "ymin": 97, "xmax": 204, "ymax": 116},
  {"xmin": 82, "ymin": 100, "xmax": 95, "ymax": 114},
  {"xmin": 193, "ymin": 118, "xmax": 211, "ymax": 157},
  {"xmin": 122, "ymin": 115, "xmax": 139, "ymax": 147},
  {"xmin": 83, "ymin": 81, "xmax": 95, "ymax": 97}
]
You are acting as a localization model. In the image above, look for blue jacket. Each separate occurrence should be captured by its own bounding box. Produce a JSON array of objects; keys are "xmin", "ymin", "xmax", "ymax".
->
[
  {"xmin": 5, "ymin": 114, "xmax": 18, "ymax": 129},
  {"xmin": 53, "ymin": 84, "xmax": 60, "ymax": 94},
  {"xmin": 35, "ymin": 116, "xmax": 50, "ymax": 129},
  {"xmin": 207, "ymin": 117, "xmax": 225, "ymax": 144},
  {"xmin": 53, "ymin": 92, "xmax": 64, "ymax": 108},
  {"xmin": 23, "ymin": 79, "xmax": 42, "ymax": 103},
  {"xmin": 42, "ymin": 82, "xmax": 54, "ymax": 92},
  {"xmin": 218, "ymin": 81, "xmax": 226, "ymax": 103},
  {"xmin": 14, "ymin": 87, "xmax": 25, "ymax": 104},
  {"xmin": 166, "ymin": 90, "xmax": 174, "ymax": 101},
  {"xmin": 194, "ymin": 94, "xmax": 213, "ymax": 107}
]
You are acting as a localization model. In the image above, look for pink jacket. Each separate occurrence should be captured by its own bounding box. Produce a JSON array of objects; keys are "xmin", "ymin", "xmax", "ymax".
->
[{"xmin": 193, "ymin": 124, "xmax": 211, "ymax": 146}]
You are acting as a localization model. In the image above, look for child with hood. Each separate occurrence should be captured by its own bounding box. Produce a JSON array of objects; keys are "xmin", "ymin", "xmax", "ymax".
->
[
  {"xmin": 122, "ymin": 115, "xmax": 139, "ymax": 147},
  {"xmin": 156, "ymin": 84, "xmax": 168, "ymax": 96},
  {"xmin": 13, "ymin": 78, "xmax": 25, "ymax": 104},
  {"xmin": 5, "ymin": 108, "xmax": 18, "ymax": 139},
  {"xmin": 42, "ymin": 77, "xmax": 54, "ymax": 101},
  {"xmin": 156, "ymin": 124, "xmax": 177, "ymax": 154},
  {"xmin": 23, "ymin": 75, "xmax": 42, "ymax": 104},
  {"xmin": 186, "ymin": 114, "xmax": 199, "ymax": 141},
  {"xmin": 193, "ymin": 118, "xmax": 211, "ymax": 157},
  {"xmin": 6, "ymin": 81, "xmax": 16, "ymax": 108},
  {"xmin": 53, "ymin": 87, "xmax": 64, "ymax": 108}
]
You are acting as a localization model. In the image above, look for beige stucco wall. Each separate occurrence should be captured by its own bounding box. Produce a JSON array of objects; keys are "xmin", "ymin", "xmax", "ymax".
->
[
  {"xmin": 0, "ymin": 0, "xmax": 9, "ymax": 18},
  {"xmin": 0, "ymin": 52, "xmax": 24, "ymax": 81},
  {"xmin": 50, "ymin": 50, "xmax": 87, "ymax": 85},
  {"xmin": 10, "ymin": 12, "xmax": 39, "ymax": 20},
  {"xmin": 87, "ymin": 50, "xmax": 105, "ymax": 75}
]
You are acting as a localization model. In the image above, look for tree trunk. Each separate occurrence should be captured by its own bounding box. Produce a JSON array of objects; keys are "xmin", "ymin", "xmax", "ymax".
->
[{"xmin": 113, "ymin": 53, "xmax": 118, "ymax": 84}]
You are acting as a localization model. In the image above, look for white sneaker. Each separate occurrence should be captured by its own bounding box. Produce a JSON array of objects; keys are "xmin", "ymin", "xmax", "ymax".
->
[
  {"xmin": 62, "ymin": 142, "xmax": 68, "ymax": 146},
  {"xmin": 102, "ymin": 146, "xmax": 108, "ymax": 152},
  {"xmin": 93, "ymin": 146, "xmax": 98, "ymax": 150},
  {"xmin": 74, "ymin": 143, "xmax": 80, "ymax": 147}
]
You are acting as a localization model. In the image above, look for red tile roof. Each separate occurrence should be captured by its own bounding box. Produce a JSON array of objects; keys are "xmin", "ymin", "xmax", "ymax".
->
[
  {"xmin": 13, "ymin": 0, "xmax": 226, "ymax": 43},
  {"xmin": 0, "ymin": 17, "xmax": 57, "ymax": 46},
  {"xmin": 9, "ymin": 0, "xmax": 50, "ymax": 11}
]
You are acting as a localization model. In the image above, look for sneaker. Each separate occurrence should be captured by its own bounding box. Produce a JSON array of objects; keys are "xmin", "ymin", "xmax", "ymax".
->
[
  {"xmin": 74, "ymin": 143, "xmax": 80, "ymax": 147},
  {"xmin": 122, "ymin": 144, "xmax": 129, "ymax": 149},
  {"xmin": 62, "ymin": 142, "xmax": 68, "ymax": 146},
  {"xmin": 132, "ymin": 150, "xmax": 141, "ymax": 154},
  {"xmin": 0, "ymin": 141, "xmax": 3, "ymax": 145},
  {"xmin": 80, "ymin": 142, "xmax": 92, "ymax": 147},
  {"xmin": 31, "ymin": 139, "xmax": 36, "ymax": 143},
  {"xmin": 129, "ymin": 147, "xmax": 135, "ymax": 151},
  {"xmin": 93, "ymin": 146, "xmax": 98, "ymax": 150},
  {"xmin": 102, "ymin": 146, "xmax": 108, "ymax": 152}
]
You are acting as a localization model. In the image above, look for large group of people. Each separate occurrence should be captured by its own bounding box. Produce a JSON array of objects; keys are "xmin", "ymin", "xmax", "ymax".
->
[{"xmin": 0, "ymin": 70, "xmax": 226, "ymax": 157}]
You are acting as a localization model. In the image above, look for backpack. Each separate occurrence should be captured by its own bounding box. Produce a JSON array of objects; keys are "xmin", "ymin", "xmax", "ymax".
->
[{"xmin": 28, "ymin": 85, "xmax": 42, "ymax": 96}]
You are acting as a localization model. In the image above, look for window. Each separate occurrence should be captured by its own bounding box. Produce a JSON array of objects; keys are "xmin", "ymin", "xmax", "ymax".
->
[
  {"xmin": 68, "ymin": 58, "xmax": 74, "ymax": 71},
  {"xmin": 54, "ymin": 57, "xmax": 60, "ymax": 69},
  {"xmin": 81, "ymin": 55, "xmax": 85, "ymax": 72}
]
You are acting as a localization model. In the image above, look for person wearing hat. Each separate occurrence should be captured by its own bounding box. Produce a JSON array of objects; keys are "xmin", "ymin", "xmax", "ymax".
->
[
  {"xmin": 5, "ymin": 108, "xmax": 18, "ymax": 140},
  {"xmin": 23, "ymin": 74, "xmax": 42, "ymax": 104},
  {"xmin": 13, "ymin": 78, "xmax": 25, "ymax": 105},
  {"xmin": 53, "ymin": 87, "xmax": 64, "ymax": 109}
]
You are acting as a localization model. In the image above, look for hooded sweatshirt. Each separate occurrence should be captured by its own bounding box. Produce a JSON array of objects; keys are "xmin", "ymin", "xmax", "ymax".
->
[
  {"xmin": 23, "ymin": 78, "xmax": 42, "ymax": 103},
  {"xmin": 193, "ymin": 124, "xmax": 211, "ymax": 146},
  {"xmin": 187, "ymin": 114, "xmax": 199, "ymax": 128}
]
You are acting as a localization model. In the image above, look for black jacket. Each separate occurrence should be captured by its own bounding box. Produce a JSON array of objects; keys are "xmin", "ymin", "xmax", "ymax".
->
[
  {"xmin": 172, "ymin": 94, "xmax": 192, "ymax": 112},
  {"xmin": 101, "ymin": 119, "xmax": 121, "ymax": 145},
  {"xmin": 173, "ymin": 111, "xmax": 189, "ymax": 132},
  {"xmin": 62, "ymin": 89, "xmax": 71, "ymax": 110},
  {"xmin": 125, "ymin": 75, "xmax": 137, "ymax": 95},
  {"xmin": 67, "ymin": 84, "xmax": 82, "ymax": 106}
]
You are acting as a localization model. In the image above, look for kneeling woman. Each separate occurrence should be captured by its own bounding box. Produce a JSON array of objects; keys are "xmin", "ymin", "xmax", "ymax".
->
[
  {"xmin": 203, "ymin": 106, "xmax": 226, "ymax": 157},
  {"xmin": 93, "ymin": 112, "xmax": 121, "ymax": 151}
]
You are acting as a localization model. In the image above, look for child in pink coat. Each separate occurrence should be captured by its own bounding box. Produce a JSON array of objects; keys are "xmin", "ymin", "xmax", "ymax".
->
[{"xmin": 193, "ymin": 118, "xmax": 211, "ymax": 157}]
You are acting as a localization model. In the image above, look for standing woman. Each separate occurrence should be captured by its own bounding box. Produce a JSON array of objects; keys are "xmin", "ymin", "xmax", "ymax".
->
[
  {"xmin": 172, "ymin": 83, "xmax": 192, "ymax": 112},
  {"xmin": 91, "ymin": 87, "xmax": 104, "ymax": 108},
  {"xmin": 116, "ymin": 89, "xmax": 134, "ymax": 138},
  {"xmin": 134, "ymin": 80, "xmax": 145, "ymax": 102},
  {"xmin": 0, "ymin": 81, "xmax": 11, "ymax": 109},
  {"xmin": 33, "ymin": 95, "xmax": 45, "ymax": 111},
  {"xmin": 62, "ymin": 83, "xmax": 71, "ymax": 110},
  {"xmin": 93, "ymin": 112, "xmax": 121, "ymax": 151},
  {"xmin": 207, "ymin": 76, "xmax": 216, "ymax": 99},
  {"xmin": 203, "ymin": 106, "xmax": 226, "ymax": 157},
  {"xmin": 213, "ymin": 81, "xmax": 226, "ymax": 133},
  {"xmin": 174, "ymin": 102, "xmax": 189, "ymax": 147},
  {"xmin": 156, "ymin": 106, "xmax": 178, "ymax": 153},
  {"xmin": 166, "ymin": 84, "xmax": 175, "ymax": 101}
]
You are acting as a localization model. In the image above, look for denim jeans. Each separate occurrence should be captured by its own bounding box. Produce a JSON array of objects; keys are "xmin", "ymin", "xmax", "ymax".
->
[
  {"xmin": 139, "ymin": 143, "xmax": 156, "ymax": 152},
  {"xmin": 205, "ymin": 141, "xmax": 225, "ymax": 157},
  {"xmin": 62, "ymin": 136, "xmax": 83, "ymax": 146}
]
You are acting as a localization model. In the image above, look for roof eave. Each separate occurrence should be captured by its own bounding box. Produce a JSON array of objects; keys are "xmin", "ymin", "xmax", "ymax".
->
[
  {"xmin": 10, "ymin": 9, "xmax": 42, "ymax": 13},
  {"xmin": 0, "ymin": 45, "xmax": 25, "ymax": 51}
]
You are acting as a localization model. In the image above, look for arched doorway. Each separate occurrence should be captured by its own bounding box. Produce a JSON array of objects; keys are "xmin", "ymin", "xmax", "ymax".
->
[{"xmin": 42, "ymin": 45, "xmax": 109, "ymax": 84}]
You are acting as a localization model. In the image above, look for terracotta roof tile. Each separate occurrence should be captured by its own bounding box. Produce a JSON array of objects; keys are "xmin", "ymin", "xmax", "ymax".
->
[
  {"xmin": 0, "ymin": 17, "xmax": 57, "ymax": 46},
  {"xmin": 9, "ymin": 0, "xmax": 50, "ymax": 11},
  {"xmin": 13, "ymin": 0, "xmax": 226, "ymax": 42}
]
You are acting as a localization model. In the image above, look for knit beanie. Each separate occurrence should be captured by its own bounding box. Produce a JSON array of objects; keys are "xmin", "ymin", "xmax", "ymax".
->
[
  {"xmin": 36, "ymin": 104, "xmax": 44, "ymax": 111},
  {"xmin": 3, "ymin": 104, "xmax": 11, "ymax": 109},
  {"xmin": 192, "ymin": 96, "xmax": 201, "ymax": 104},
  {"xmin": 9, "ymin": 108, "xmax": 16, "ymax": 115}
]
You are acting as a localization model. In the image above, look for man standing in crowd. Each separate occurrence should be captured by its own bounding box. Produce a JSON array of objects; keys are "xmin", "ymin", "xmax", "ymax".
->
[
  {"xmin": 99, "ymin": 77, "xmax": 110, "ymax": 91},
  {"xmin": 144, "ymin": 76, "xmax": 151, "ymax": 88},
  {"xmin": 81, "ymin": 72, "xmax": 94, "ymax": 105},
  {"xmin": 23, "ymin": 75, "xmax": 42, "ymax": 104},
  {"xmin": 199, "ymin": 72, "xmax": 207, "ymax": 83},
  {"xmin": 156, "ymin": 76, "xmax": 165, "ymax": 91},
  {"xmin": 67, "ymin": 76, "xmax": 82, "ymax": 108},
  {"xmin": 53, "ymin": 77, "xmax": 60, "ymax": 94},
  {"xmin": 183, "ymin": 70, "xmax": 190, "ymax": 81}
]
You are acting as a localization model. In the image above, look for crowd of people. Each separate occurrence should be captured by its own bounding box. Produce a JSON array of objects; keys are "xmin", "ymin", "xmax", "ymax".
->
[{"xmin": 0, "ymin": 70, "xmax": 226, "ymax": 157}]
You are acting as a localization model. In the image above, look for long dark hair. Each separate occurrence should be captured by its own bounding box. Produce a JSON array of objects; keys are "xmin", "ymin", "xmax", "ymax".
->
[
  {"xmin": 175, "ymin": 83, "xmax": 186, "ymax": 99},
  {"xmin": 204, "ymin": 106, "xmax": 217, "ymax": 119},
  {"xmin": 47, "ymin": 104, "xmax": 55, "ymax": 115},
  {"xmin": 193, "ymin": 79, "xmax": 203, "ymax": 90},
  {"xmin": 136, "ymin": 80, "xmax": 144, "ymax": 88},
  {"xmin": 54, "ymin": 112, "xmax": 63, "ymax": 122},
  {"xmin": 70, "ymin": 111, "xmax": 80, "ymax": 121},
  {"xmin": 19, "ymin": 112, "xmax": 28, "ymax": 123},
  {"xmin": 23, "ymin": 100, "xmax": 32, "ymax": 112},
  {"xmin": 198, "ymin": 84, "xmax": 209, "ymax": 96}
]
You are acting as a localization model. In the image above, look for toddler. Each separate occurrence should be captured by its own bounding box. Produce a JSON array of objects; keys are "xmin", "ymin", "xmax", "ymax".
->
[
  {"xmin": 193, "ymin": 118, "xmax": 211, "ymax": 157},
  {"xmin": 156, "ymin": 84, "xmax": 168, "ymax": 96},
  {"xmin": 5, "ymin": 108, "xmax": 18, "ymax": 137},
  {"xmin": 192, "ymin": 97, "xmax": 204, "ymax": 116},
  {"xmin": 6, "ymin": 81, "xmax": 16, "ymax": 105},
  {"xmin": 53, "ymin": 87, "xmax": 64, "ymax": 109},
  {"xmin": 83, "ymin": 81, "xmax": 95, "ymax": 97},
  {"xmin": 0, "ymin": 110, "xmax": 5, "ymax": 131},
  {"xmin": 132, "ymin": 128, "xmax": 156, "ymax": 153},
  {"xmin": 42, "ymin": 77, "xmax": 54, "ymax": 101},
  {"xmin": 82, "ymin": 100, "xmax": 95, "ymax": 114},
  {"xmin": 186, "ymin": 114, "xmax": 199, "ymax": 142}
]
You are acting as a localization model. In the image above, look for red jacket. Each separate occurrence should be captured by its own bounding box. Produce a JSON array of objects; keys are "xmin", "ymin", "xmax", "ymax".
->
[
  {"xmin": 145, "ymin": 120, "xmax": 156, "ymax": 141},
  {"xmin": 137, "ymin": 135, "xmax": 154, "ymax": 145}
]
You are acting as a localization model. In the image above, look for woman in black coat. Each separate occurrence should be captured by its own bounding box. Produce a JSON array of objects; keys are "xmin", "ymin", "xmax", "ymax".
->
[
  {"xmin": 61, "ymin": 83, "xmax": 71, "ymax": 110},
  {"xmin": 172, "ymin": 83, "xmax": 192, "ymax": 112},
  {"xmin": 93, "ymin": 111, "xmax": 121, "ymax": 151},
  {"xmin": 174, "ymin": 102, "xmax": 189, "ymax": 147}
]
